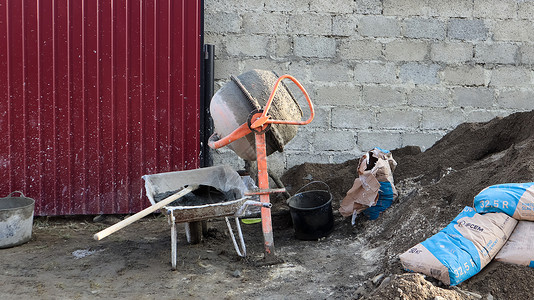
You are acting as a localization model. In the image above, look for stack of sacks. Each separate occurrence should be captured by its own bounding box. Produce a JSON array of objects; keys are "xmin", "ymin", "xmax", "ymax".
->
[
  {"xmin": 399, "ymin": 207, "xmax": 517, "ymax": 286},
  {"xmin": 400, "ymin": 182, "xmax": 534, "ymax": 286},
  {"xmin": 474, "ymin": 182, "xmax": 534, "ymax": 268}
]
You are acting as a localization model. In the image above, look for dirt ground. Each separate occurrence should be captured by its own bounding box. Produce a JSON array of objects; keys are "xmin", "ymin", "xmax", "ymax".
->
[{"xmin": 2, "ymin": 110, "xmax": 534, "ymax": 299}]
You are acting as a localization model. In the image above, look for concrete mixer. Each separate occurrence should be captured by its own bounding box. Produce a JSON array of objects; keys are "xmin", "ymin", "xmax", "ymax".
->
[{"xmin": 209, "ymin": 69, "xmax": 314, "ymax": 261}]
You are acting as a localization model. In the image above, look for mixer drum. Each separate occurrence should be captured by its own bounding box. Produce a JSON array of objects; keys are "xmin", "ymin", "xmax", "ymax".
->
[{"xmin": 210, "ymin": 69, "xmax": 303, "ymax": 161}]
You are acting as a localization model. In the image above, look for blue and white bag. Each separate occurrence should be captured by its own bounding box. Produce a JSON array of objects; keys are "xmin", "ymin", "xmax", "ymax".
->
[
  {"xmin": 473, "ymin": 182, "xmax": 534, "ymax": 221},
  {"xmin": 400, "ymin": 207, "xmax": 517, "ymax": 285}
]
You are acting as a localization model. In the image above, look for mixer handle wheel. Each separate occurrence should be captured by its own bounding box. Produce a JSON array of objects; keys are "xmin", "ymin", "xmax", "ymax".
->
[{"xmin": 247, "ymin": 109, "xmax": 271, "ymax": 134}]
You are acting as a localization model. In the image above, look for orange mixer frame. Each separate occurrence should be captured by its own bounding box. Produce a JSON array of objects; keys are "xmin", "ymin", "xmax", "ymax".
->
[{"xmin": 208, "ymin": 74, "xmax": 314, "ymax": 261}]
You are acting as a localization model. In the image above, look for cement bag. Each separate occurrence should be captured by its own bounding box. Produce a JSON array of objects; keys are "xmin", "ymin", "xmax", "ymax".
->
[
  {"xmin": 339, "ymin": 148, "xmax": 397, "ymax": 222},
  {"xmin": 399, "ymin": 207, "xmax": 517, "ymax": 286},
  {"xmin": 494, "ymin": 221, "xmax": 534, "ymax": 268},
  {"xmin": 473, "ymin": 182, "xmax": 534, "ymax": 220}
]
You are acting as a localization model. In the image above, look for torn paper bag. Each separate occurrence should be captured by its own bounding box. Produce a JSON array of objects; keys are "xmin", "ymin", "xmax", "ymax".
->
[{"xmin": 339, "ymin": 148, "xmax": 397, "ymax": 223}]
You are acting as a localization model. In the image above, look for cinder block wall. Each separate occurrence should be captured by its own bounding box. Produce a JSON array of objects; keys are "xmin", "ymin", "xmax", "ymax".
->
[{"xmin": 204, "ymin": 0, "xmax": 534, "ymax": 174}]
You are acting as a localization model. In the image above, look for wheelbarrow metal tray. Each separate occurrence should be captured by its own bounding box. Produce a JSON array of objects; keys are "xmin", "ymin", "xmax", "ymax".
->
[
  {"xmin": 142, "ymin": 165, "xmax": 248, "ymax": 221},
  {"xmin": 162, "ymin": 198, "xmax": 248, "ymax": 223}
]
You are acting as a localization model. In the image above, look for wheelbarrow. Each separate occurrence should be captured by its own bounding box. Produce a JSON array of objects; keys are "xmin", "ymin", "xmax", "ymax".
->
[{"xmin": 94, "ymin": 165, "xmax": 269, "ymax": 270}]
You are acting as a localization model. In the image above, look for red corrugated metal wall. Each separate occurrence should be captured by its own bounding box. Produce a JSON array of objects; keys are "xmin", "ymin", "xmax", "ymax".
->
[{"xmin": 0, "ymin": 0, "xmax": 202, "ymax": 216}]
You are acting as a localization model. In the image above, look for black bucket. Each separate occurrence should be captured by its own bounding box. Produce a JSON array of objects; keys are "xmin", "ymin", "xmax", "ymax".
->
[{"xmin": 287, "ymin": 182, "xmax": 334, "ymax": 240}]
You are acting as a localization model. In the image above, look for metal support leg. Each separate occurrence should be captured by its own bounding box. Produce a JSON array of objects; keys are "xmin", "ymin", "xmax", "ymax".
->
[
  {"xmin": 170, "ymin": 211, "xmax": 177, "ymax": 270},
  {"xmin": 225, "ymin": 217, "xmax": 246, "ymax": 257},
  {"xmin": 255, "ymin": 133, "xmax": 276, "ymax": 261}
]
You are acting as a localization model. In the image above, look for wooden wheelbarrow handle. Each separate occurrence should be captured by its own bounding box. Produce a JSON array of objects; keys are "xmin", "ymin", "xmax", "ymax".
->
[{"xmin": 93, "ymin": 185, "xmax": 199, "ymax": 241}]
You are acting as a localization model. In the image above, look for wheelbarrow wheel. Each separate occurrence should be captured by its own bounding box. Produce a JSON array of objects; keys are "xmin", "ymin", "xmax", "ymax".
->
[{"xmin": 188, "ymin": 221, "xmax": 203, "ymax": 244}]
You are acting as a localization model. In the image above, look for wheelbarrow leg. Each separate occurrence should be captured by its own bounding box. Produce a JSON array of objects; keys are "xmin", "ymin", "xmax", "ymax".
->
[
  {"xmin": 169, "ymin": 211, "xmax": 178, "ymax": 270},
  {"xmin": 225, "ymin": 217, "xmax": 246, "ymax": 257}
]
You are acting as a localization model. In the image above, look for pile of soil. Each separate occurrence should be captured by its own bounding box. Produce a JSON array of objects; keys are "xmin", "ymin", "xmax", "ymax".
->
[{"xmin": 280, "ymin": 109, "xmax": 534, "ymax": 299}]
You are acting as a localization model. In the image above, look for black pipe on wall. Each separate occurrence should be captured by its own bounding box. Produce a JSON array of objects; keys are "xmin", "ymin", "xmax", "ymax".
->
[{"xmin": 200, "ymin": 44, "xmax": 215, "ymax": 167}]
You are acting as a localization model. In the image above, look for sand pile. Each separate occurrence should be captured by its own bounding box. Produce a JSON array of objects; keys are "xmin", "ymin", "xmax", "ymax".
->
[{"xmin": 281, "ymin": 110, "xmax": 534, "ymax": 299}]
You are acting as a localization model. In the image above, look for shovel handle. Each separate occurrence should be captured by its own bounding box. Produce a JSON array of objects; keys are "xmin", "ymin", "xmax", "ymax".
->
[{"xmin": 93, "ymin": 185, "xmax": 199, "ymax": 241}]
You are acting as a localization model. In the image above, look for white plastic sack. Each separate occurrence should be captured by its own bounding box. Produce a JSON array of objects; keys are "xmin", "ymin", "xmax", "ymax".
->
[
  {"xmin": 495, "ymin": 220, "xmax": 534, "ymax": 268},
  {"xmin": 400, "ymin": 207, "xmax": 517, "ymax": 286}
]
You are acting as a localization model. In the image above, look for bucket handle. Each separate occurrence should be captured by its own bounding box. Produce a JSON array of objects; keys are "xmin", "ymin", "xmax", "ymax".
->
[
  {"xmin": 3, "ymin": 191, "xmax": 26, "ymax": 198},
  {"xmin": 293, "ymin": 181, "xmax": 331, "ymax": 196}
]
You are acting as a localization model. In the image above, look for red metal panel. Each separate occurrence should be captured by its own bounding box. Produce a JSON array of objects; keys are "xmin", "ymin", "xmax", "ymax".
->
[{"xmin": 0, "ymin": 0, "xmax": 202, "ymax": 215}]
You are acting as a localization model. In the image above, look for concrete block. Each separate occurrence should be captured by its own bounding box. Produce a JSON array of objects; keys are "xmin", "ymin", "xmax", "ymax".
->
[
  {"xmin": 497, "ymin": 89, "xmax": 534, "ymax": 110},
  {"xmin": 213, "ymin": 58, "xmax": 242, "ymax": 80},
  {"xmin": 288, "ymin": 60, "xmax": 313, "ymax": 82},
  {"xmin": 316, "ymin": 84, "xmax": 361, "ymax": 106},
  {"xmin": 205, "ymin": 0, "xmax": 261, "ymax": 13},
  {"xmin": 333, "ymin": 15, "xmax": 358, "ymax": 37},
  {"xmin": 493, "ymin": 20, "xmax": 534, "ymax": 42},
  {"xmin": 428, "ymin": 0, "xmax": 473, "ymax": 18},
  {"xmin": 311, "ymin": 63, "xmax": 352, "ymax": 82},
  {"xmin": 441, "ymin": 65, "xmax": 486, "ymax": 86},
  {"xmin": 226, "ymin": 35, "xmax": 269, "ymax": 57},
  {"xmin": 357, "ymin": 131, "xmax": 402, "ymax": 152},
  {"xmin": 383, "ymin": 0, "xmax": 427, "ymax": 17},
  {"xmin": 490, "ymin": 67, "xmax": 532, "ymax": 87},
  {"xmin": 448, "ymin": 19, "xmax": 488, "ymax": 41},
  {"xmin": 521, "ymin": 44, "xmax": 534, "ymax": 65},
  {"xmin": 306, "ymin": 106, "xmax": 331, "ymax": 129},
  {"xmin": 430, "ymin": 42, "xmax": 473, "ymax": 63},
  {"xmin": 204, "ymin": 33, "xmax": 228, "ymax": 58},
  {"xmin": 354, "ymin": 0, "xmax": 382, "ymax": 15},
  {"xmin": 204, "ymin": 11, "xmax": 242, "ymax": 34},
  {"xmin": 354, "ymin": 62, "xmax": 397, "ymax": 84},
  {"xmin": 399, "ymin": 63, "xmax": 441, "ymax": 85},
  {"xmin": 289, "ymin": 13, "xmax": 332, "ymax": 36},
  {"xmin": 358, "ymin": 15, "xmax": 401, "ymax": 38},
  {"xmin": 294, "ymin": 36, "xmax": 336, "ymax": 58},
  {"xmin": 408, "ymin": 87, "xmax": 450, "ymax": 108},
  {"xmin": 518, "ymin": 2, "xmax": 534, "ymax": 20},
  {"xmin": 376, "ymin": 109, "xmax": 421, "ymax": 129},
  {"xmin": 362, "ymin": 85, "xmax": 407, "ymax": 107},
  {"xmin": 264, "ymin": 0, "xmax": 311, "ymax": 12},
  {"xmin": 284, "ymin": 132, "xmax": 311, "ymax": 151},
  {"xmin": 313, "ymin": 130, "xmax": 356, "ymax": 151},
  {"xmin": 241, "ymin": 59, "xmax": 287, "ymax": 75},
  {"xmin": 452, "ymin": 87, "xmax": 494, "ymax": 108},
  {"xmin": 465, "ymin": 109, "xmax": 501, "ymax": 123},
  {"xmin": 401, "ymin": 132, "xmax": 443, "ymax": 151},
  {"xmin": 286, "ymin": 152, "xmax": 331, "ymax": 169},
  {"xmin": 421, "ymin": 108, "xmax": 465, "ymax": 130},
  {"xmin": 332, "ymin": 108, "xmax": 375, "ymax": 129},
  {"xmin": 310, "ymin": 0, "xmax": 354, "ymax": 13},
  {"xmin": 384, "ymin": 40, "xmax": 428, "ymax": 62},
  {"xmin": 221, "ymin": 0, "xmax": 266, "ymax": 12},
  {"xmin": 339, "ymin": 39, "xmax": 383, "ymax": 60},
  {"xmin": 242, "ymin": 12, "xmax": 288, "ymax": 34},
  {"xmin": 473, "ymin": 0, "xmax": 516, "ymax": 19},
  {"xmin": 403, "ymin": 18, "xmax": 446, "ymax": 40},
  {"xmin": 275, "ymin": 36, "xmax": 293, "ymax": 58}
]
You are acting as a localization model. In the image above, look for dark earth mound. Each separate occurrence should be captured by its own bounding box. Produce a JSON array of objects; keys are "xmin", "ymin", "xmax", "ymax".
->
[{"xmin": 281, "ymin": 109, "xmax": 534, "ymax": 299}]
